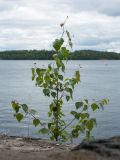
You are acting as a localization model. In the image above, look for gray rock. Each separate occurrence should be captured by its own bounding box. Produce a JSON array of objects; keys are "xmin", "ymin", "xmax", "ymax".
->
[{"xmin": 67, "ymin": 136, "xmax": 120, "ymax": 160}]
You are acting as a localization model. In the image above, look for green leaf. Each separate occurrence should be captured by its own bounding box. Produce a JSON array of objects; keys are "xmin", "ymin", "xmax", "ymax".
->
[
  {"xmin": 33, "ymin": 119, "xmax": 40, "ymax": 127},
  {"xmin": 49, "ymin": 103, "xmax": 54, "ymax": 112},
  {"xmin": 36, "ymin": 77, "xmax": 43, "ymax": 86},
  {"xmin": 61, "ymin": 62, "xmax": 65, "ymax": 72},
  {"xmin": 54, "ymin": 68, "xmax": 58, "ymax": 76},
  {"xmin": 61, "ymin": 47, "xmax": 69, "ymax": 59},
  {"xmin": 70, "ymin": 111, "xmax": 77, "ymax": 116},
  {"xmin": 53, "ymin": 38, "xmax": 64, "ymax": 51},
  {"xmin": 84, "ymin": 99, "xmax": 88, "ymax": 104},
  {"xmin": 22, "ymin": 104, "xmax": 28, "ymax": 113},
  {"xmin": 66, "ymin": 95, "xmax": 70, "ymax": 101},
  {"xmin": 75, "ymin": 102, "xmax": 83, "ymax": 109},
  {"xmin": 36, "ymin": 68, "xmax": 41, "ymax": 75},
  {"xmin": 66, "ymin": 88, "xmax": 73, "ymax": 98},
  {"xmin": 91, "ymin": 118, "xmax": 97, "ymax": 126},
  {"xmin": 86, "ymin": 122, "xmax": 93, "ymax": 131},
  {"xmin": 52, "ymin": 128, "xmax": 59, "ymax": 137},
  {"xmin": 43, "ymin": 89, "xmax": 50, "ymax": 96},
  {"xmin": 58, "ymin": 75, "xmax": 63, "ymax": 81},
  {"xmin": 75, "ymin": 70, "xmax": 80, "ymax": 83},
  {"xmin": 31, "ymin": 68, "xmax": 35, "ymax": 80},
  {"xmin": 66, "ymin": 30, "xmax": 71, "ymax": 41},
  {"xmin": 45, "ymin": 74, "xmax": 50, "ymax": 82},
  {"xmin": 50, "ymin": 73, "xmax": 54, "ymax": 79},
  {"xmin": 51, "ymin": 92, "xmax": 56, "ymax": 98},
  {"xmin": 71, "ymin": 129, "xmax": 79, "ymax": 138},
  {"xmin": 56, "ymin": 58, "xmax": 61, "ymax": 68},
  {"xmin": 48, "ymin": 123, "xmax": 52, "ymax": 129},
  {"xmin": 39, "ymin": 128, "xmax": 49, "ymax": 134},
  {"xmin": 75, "ymin": 113, "xmax": 81, "ymax": 120},
  {"xmin": 29, "ymin": 109, "xmax": 37, "ymax": 115},
  {"xmin": 80, "ymin": 113, "xmax": 89, "ymax": 119},
  {"xmin": 86, "ymin": 119, "xmax": 96, "ymax": 131},
  {"xmin": 100, "ymin": 99, "xmax": 109, "ymax": 105},
  {"xmin": 11, "ymin": 101, "xmax": 20, "ymax": 113},
  {"xmin": 91, "ymin": 103, "xmax": 99, "ymax": 111},
  {"xmin": 83, "ymin": 104, "xmax": 88, "ymax": 111},
  {"xmin": 75, "ymin": 125, "xmax": 84, "ymax": 133},
  {"xmin": 15, "ymin": 113, "xmax": 24, "ymax": 122}
]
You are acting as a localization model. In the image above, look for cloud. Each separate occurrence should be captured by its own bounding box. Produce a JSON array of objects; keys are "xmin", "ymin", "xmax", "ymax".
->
[
  {"xmin": 0, "ymin": 0, "xmax": 120, "ymax": 52},
  {"xmin": 58, "ymin": 0, "xmax": 120, "ymax": 17}
]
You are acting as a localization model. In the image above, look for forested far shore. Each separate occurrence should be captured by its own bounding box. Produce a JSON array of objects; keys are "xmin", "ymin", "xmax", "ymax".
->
[{"xmin": 0, "ymin": 50, "xmax": 120, "ymax": 60}]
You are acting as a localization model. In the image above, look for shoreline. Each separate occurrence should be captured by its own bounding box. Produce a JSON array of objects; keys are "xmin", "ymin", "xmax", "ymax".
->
[
  {"xmin": 0, "ymin": 134, "xmax": 75, "ymax": 160},
  {"xmin": 0, "ymin": 134, "xmax": 75, "ymax": 151},
  {"xmin": 0, "ymin": 134, "xmax": 120, "ymax": 160}
]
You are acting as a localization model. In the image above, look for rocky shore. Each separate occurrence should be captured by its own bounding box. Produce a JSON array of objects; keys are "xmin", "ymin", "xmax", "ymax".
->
[{"xmin": 0, "ymin": 134, "xmax": 120, "ymax": 160}]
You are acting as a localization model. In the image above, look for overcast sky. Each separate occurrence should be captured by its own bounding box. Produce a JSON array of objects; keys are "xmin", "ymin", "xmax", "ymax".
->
[{"xmin": 0, "ymin": 0, "xmax": 120, "ymax": 52}]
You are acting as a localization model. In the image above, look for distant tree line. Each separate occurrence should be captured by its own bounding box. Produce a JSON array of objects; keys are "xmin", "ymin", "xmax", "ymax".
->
[{"xmin": 0, "ymin": 49, "xmax": 120, "ymax": 60}]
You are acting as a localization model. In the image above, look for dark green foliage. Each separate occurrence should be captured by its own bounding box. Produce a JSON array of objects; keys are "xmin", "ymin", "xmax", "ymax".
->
[
  {"xmin": 70, "ymin": 50, "xmax": 120, "ymax": 60},
  {"xmin": 0, "ymin": 49, "xmax": 120, "ymax": 60},
  {"xmin": 0, "ymin": 50, "xmax": 54, "ymax": 60}
]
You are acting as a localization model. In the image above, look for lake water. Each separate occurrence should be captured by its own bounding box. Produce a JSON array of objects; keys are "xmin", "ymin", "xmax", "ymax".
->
[{"xmin": 0, "ymin": 60, "xmax": 120, "ymax": 143}]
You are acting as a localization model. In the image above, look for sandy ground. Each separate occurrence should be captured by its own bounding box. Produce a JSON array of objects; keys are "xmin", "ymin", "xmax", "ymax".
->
[
  {"xmin": 0, "ymin": 134, "xmax": 120, "ymax": 160},
  {"xmin": 0, "ymin": 134, "xmax": 75, "ymax": 160}
]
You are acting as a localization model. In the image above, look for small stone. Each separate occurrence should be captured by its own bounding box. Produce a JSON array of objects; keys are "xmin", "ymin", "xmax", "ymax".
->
[{"xmin": 16, "ymin": 138, "xmax": 23, "ymax": 141}]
